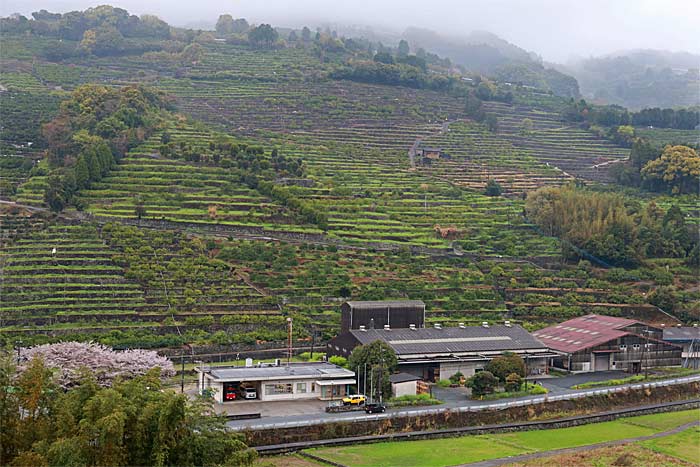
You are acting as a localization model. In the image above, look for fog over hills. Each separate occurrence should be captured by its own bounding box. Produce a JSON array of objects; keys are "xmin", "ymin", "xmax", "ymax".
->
[{"xmin": 3, "ymin": 0, "xmax": 699, "ymax": 63}]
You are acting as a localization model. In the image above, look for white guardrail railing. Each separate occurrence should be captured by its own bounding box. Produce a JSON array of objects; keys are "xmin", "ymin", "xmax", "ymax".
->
[{"xmin": 227, "ymin": 374, "xmax": 700, "ymax": 431}]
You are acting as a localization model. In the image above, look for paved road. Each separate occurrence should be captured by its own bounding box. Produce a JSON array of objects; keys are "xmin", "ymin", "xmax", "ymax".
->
[
  {"xmin": 456, "ymin": 420, "xmax": 699, "ymax": 467},
  {"xmin": 225, "ymin": 374, "xmax": 700, "ymax": 431},
  {"xmin": 539, "ymin": 371, "xmax": 626, "ymax": 392}
]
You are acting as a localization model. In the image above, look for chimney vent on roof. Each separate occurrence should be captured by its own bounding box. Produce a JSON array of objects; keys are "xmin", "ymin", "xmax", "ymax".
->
[
  {"xmin": 434, "ymin": 323, "xmax": 442, "ymax": 329},
  {"xmin": 409, "ymin": 324, "xmax": 416, "ymax": 330},
  {"xmin": 384, "ymin": 324, "xmax": 391, "ymax": 331},
  {"xmin": 359, "ymin": 325, "xmax": 366, "ymax": 332},
  {"xmin": 482, "ymin": 321, "xmax": 489, "ymax": 328},
  {"xmin": 458, "ymin": 322, "xmax": 465, "ymax": 328},
  {"xmin": 504, "ymin": 320, "xmax": 512, "ymax": 327}
]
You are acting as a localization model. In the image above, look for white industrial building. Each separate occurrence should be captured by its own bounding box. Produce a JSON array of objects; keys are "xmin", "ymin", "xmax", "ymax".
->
[{"xmin": 196, "ymin": 361, "xmax": 356, "ymax": 403}]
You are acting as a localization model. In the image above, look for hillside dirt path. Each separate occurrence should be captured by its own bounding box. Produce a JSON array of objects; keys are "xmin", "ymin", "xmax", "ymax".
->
[{"xmin": 454, "ymin": 420, "xmax": 699, "ymax": 467}]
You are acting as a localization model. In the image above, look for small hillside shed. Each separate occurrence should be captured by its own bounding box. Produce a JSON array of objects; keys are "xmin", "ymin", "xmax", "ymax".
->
[
  {"xmin": 533, "ymin": 314, "xmax": 682, "ymax": 373},
  {"xmin": 416, "ymin": 147, "xmax": 443, "ymax": 159},
  {"xmin": 340, "ymin": 300, "xmax": 425, "ymax": 333},
  {"xmin": 327, "ymin": 323, "xmax": 552, "ymax": 382},
  {"xmin": 389, "ymin": 373, "xmax": 421, "ymax": 397},
  {"xmin": 663, "ymin": 326, "xmax": 700, "ymax": 369}
]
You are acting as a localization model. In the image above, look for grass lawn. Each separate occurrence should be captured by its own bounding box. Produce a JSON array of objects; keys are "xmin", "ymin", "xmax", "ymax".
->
[
  {"xmin": 624, "ymin": 410, "xmax": 700, "ymax": 431},
  {"xmin": 502, "ymin": 444, "xmax": 694, "ymax": 467},
  {"xmin": 309, "ymin": 436, "xmax": 527, "ymax": 467},
  {"xmin": 309, "ymin": 409, "xmax": 700, "ymax": 467},
  {"xmin": 640, "ymin": 426, "xmax": 700, "ymax": 464},
  {"xmin": 495, "ymin": 420, "xmax": 655, "ymax": 451}
]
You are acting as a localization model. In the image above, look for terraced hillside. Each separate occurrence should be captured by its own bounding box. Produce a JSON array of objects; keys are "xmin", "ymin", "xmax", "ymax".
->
[
  {"xmin": 483, "ymin": 101, "xmax": 631, "ymax": 183},
  {"xmin": 413, "ymin": 120, "xmax": 571, "ymax": 194},
  {"xmin": 1, "ymin": 25, "xmax": 696, "ymax": 354},
  {"xmin": 50, "ymin": 120, "xmax": 558, "ymax": 255},
  {"xmin": 0, "ymin": 221, "xmax": 290, "ymax": 348},
  {"xmin": 0, "ymin": 36, "xmax": 634, "ymax": 195},
  {"xmin": 0, "ymin": 223, "xmax": 149, "ymax": 343}
]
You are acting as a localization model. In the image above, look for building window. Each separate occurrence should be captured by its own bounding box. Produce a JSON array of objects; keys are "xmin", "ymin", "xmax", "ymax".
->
[
  {"xmin": 265, "ymin": 383, "xmax": 293, "ymax": 395},
  {"xmin": 311, "ymin": 383, "xmax": 316, "ymax": 392},
  {"xmin": 296, "ymin": 382, "xmax": 307, "ymax": 393}
]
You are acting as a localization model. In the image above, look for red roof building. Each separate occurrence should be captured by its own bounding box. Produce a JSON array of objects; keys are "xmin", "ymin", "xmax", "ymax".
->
[{"xmin": 533, "ymin": 314, "xmax": 681, "ymax": 373}]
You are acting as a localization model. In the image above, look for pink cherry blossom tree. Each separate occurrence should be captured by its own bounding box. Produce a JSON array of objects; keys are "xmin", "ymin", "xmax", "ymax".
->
[{"xmin": 20, "ymin": 342, "xmax": 175, "ymax": 388}]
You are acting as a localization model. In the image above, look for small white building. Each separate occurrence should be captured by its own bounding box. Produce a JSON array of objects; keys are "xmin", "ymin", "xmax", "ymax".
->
[
  {"xmin": 197, "ymin": 362, "xmax": 356, "ymax": 403},
  {"xmin": 389, "ymin": 372, "xmax": 421, "ymax": 397}
]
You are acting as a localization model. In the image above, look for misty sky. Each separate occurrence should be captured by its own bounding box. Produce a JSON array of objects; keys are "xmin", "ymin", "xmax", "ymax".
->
[{"xmin": 2, "ymin": 0, "xmax": 698, "ymax": 62}]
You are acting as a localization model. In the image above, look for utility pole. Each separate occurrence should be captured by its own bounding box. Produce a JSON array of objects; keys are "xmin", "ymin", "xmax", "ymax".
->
[
  {"xmin": 641, "ymin": 326, "xmax": 649, "ymax": 379},
  {"xmin": 378, "ymin": 346, "xmax": 384, "ymax": 403},
  {"xmin": 309, "ymin": 328, "xmax": 315, "ymax": 361},
  {"xmin": 287, "ymin": 317, "xmax": 293, "ymax": 366},
  {"xmin": 363, "ymin": 362, "xmax": 367, "ymax": 395},
  {"xmin": 181, "ymin": 343, "xmax": 192, "ymax": 394}
]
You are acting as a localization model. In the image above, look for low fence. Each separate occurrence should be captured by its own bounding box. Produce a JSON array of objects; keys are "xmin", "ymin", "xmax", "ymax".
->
[{"xmin": 234, "ymin": 374, "xmax": 700, "ymax": 433}]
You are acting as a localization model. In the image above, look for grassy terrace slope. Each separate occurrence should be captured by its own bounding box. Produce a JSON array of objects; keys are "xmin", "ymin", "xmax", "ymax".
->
[
  {"xmin": 483, "ymin": 101, "xmax": 631, "ymax": 183},
  {"xmin": 0, "ymin": 224, "xmax": 147, "ymax": 334},
  {"xmin": 0, "ymin": 36, "xmax": 632, "ymax": 194},
  {"xmin": 67, "ymin": 120, "xmax": 560, "ymax": 255},
  {"xmin": 0, "ymin": 221, "xmax": 287, "ymax": 348},
  {"xmin": 414, "ymin": 120, "xmax": 571, "ymax": 194}
]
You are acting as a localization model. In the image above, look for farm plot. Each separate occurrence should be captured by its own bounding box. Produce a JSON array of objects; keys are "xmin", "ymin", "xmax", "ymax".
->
[
  {"xmin": 483, "ymin": 101, "xmax": 631, "ymax": 183},
  {"xmin": 0, "ymin": 219, "xmax": 294, "ymax": 349},
  {"xmin": 78, "ymin": 126, "xmax": 309, "ymax": 232},
  {"xmin": 414, "ymin": 120, "xmax": 571, "ymax": 195},
  {"xmin": 74, "ymin": 119, "xmax": 560, "ymax": 255},
  {"xmin": 479, "ymin": 258, "xmax": 697, "ymax": 327},
  {"xmin": 635, "ymin": 127, "xmax": 700, "ymax": 147},
  {"xmin": 0, "ymin": 223, "xmax": 149, "ymax": 342},
  {"xmin": 0, "ymin": 91, "xmax": 62, "ymax": 199},
  {"xmin": 214, "ymin": 239, "xmax": 510, "ymax": 335},
  {"xmin": 268, "ymin": 132, "xmax": 560, "ymax": 253}
]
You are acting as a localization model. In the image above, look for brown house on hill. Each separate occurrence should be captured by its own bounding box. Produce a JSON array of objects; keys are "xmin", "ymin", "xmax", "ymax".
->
[
  {"xmin": 532, "ymin": 314, "xmax": 682, "ymax": 373},
  {"xmin": 417, "ymin": 147, "xmax": 443, "ymax": 160}
]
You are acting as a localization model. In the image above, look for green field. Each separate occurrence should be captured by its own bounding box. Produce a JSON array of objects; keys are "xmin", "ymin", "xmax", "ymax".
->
[
  {"xmin": 308, "ymin": 409, "xmax": 700, "ymax": 467},
  {"xmin": 640, "ymin": 426, "xmax": 700, "ymax": 463}
]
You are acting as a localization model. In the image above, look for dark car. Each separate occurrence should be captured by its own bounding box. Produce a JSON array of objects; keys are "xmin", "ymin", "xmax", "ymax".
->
[{"xmin": 364, "ymin": 403, "xmax": 386, "ymax": 414}]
